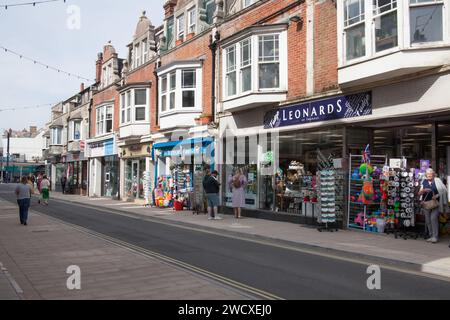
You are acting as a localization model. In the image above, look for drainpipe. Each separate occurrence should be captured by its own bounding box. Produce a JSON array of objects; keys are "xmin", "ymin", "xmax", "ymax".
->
[
  {"xmin": 153, "ymin": 62, "xmax": 160, "ymax": 127},
  {"xmin": 209, "ymin": 31, "xmax": 220, "ymax": 123},
  {"xmin": 87, "ymin": 98, "xmax": 93, "ymax": 197}
]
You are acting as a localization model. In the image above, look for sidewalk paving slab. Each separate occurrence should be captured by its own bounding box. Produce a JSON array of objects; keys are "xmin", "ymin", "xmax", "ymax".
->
[
  {"xmin": 0, "ymin": 198, "xmax": 249, "ymax": 300},
  {"xmin": 49, "ymin": 192, "xmax": 450, "ymax": 279}
]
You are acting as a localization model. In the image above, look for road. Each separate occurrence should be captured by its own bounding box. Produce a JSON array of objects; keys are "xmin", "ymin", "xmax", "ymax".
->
[{"xmin": 1, "ymin": 184, "xmax": 450, "ymax": 300}]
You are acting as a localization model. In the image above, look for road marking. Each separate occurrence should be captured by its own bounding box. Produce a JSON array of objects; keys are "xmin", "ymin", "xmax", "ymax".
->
[{"xmin": 4, "ymin": 194, "xmax": 450, "ymax": 284}]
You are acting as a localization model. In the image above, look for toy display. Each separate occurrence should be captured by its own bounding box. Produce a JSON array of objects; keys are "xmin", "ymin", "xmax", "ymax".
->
[{"xmin": 318, "ymin": 169, "xmax": 336, "ymax": 224}]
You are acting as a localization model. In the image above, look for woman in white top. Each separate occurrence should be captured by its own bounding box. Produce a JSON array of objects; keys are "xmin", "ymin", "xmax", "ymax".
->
[{"xmin": 39, "ymin": 175, "xmax": 51, "ymax": 205}]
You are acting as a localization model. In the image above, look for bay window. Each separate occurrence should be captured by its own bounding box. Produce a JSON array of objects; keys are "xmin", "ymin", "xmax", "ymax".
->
[
  {"xmin": 240, "ymin": 38, "xmax": 252, "ymax": 92},
  {"xmin": 161, "ymin": 76, "xmax": 168, "ymax": 112},
  {"xmin": 120, "ymin": 88, "xmax": 150, "ymax": 124},
  {"xmin": 344, "ymin": 0, "xmax": 366, "ymax": 60},
  {"xmin": 120, "ymin": 93, "xmax": 126, "ymax": 124},
  {"xmin": 373, "ymin": 0, "xmax": 398, "ymax": 52},
  {"xmin": 96, "ymin": 105, "xmax": 113, "ymax": 136},
  {"xmin": 182, "ymin": 70, "xmax": 196, "ymax": 108},
  {"xmin": 410, "ymin": 0, "xmax": 444, "ymax": 44},
  {"xmin": 222, "ymin": 28, "xmax": 287, "ymax": 99},
  {"xmin": 158, "ymin": 64, "xmax": 202, "ymax": 114},
  {"xmin": 69, "ymin": 120, "xmax": 81, "ymax": 141},
  {"xmin": 134, "ymin": 89, "xmax": 147, "ymax": 121},
  {"xmin": 226, "ymin": 45, "xmax": 237, "ymax": 96},
  {"xmin": 258, "ymin": 35, "xmax": 280, "ymax": 89},
  {"xmin": 50, "ymin": 127, "xmax": 62, "ymax": 145},
  {"xmin": 169, "ymin": 71, "xmax": 176, "ymax": 110}
]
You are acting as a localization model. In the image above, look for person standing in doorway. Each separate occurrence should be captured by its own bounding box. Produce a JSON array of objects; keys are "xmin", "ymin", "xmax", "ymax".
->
[
  {"xmin": 203, "ymin": 170, "xmax": 222, "ymax": 220},
  {"xmin": 40, "ymin": 175, "xmax": 51, "ymax": 205},
  {"xmin": 15, "ymin": 176, "xmax": 32, "ymax": 225},
  {"xmin": 228, "ymin": 168, "xmax": 247, "ymax": 219}
]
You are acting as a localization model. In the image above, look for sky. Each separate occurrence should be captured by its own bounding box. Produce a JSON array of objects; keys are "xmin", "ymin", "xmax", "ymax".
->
[{"xmin": 0, "ymin": 0, "xmax": 165, "ymax": 133}]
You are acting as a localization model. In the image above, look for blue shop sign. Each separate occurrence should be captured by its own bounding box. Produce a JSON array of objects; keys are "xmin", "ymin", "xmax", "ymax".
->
[{"xmin": 263, "ymin": 92, "xmax": 372, "ymax": 129}]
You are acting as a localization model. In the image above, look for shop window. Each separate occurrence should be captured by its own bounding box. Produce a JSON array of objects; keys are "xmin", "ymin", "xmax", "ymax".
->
[{"xmin": 410, "ymin": 0, "xmax": 443, "ymax": 44}]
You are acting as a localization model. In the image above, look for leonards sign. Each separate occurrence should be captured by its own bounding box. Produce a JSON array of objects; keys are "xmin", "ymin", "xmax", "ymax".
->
[{"xmin": 263, "ymin": 92, "xmax": 372, "ymax": 129}]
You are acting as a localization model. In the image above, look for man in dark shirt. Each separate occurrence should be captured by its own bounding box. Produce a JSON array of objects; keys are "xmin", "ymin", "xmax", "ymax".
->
[{"xmin": 203, "ymin": 170, "xmax": 221, "ymax": 220}]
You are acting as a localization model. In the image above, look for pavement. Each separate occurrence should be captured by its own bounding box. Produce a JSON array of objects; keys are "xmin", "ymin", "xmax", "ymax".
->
[
  {"xmin": 49, "ymin": 192, "xmax": 450, "ymax": 279},
  {"xmin": 0, "ymin": 196, "xmax": 249, "ymax": 300}
]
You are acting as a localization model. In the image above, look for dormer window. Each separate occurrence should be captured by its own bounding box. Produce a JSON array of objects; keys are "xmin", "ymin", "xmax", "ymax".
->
[
  {"xmin": 142, "ymin": 39, "xmax": 148, "ymax": 63},
  {"xmin": 177, "ymin": 14, "xmax": 185, "ymax": 40},
  {"xmin": 188, "ymin": 7, "xmax": 196, "ymax": 34},
  {"xmin": 134, "ymin": 43, "xmax": 141, "ymax": 68}
]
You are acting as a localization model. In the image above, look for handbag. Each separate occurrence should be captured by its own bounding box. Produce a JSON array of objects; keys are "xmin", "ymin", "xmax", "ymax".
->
[{"xmin": 422, "ymin": 191, "xmax": 439, "ymax": 210}]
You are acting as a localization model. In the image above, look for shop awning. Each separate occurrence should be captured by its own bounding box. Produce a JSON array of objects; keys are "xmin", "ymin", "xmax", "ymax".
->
[{"xmin": 152, "ymin": 137, "xmax": 214, "ymax": 160}]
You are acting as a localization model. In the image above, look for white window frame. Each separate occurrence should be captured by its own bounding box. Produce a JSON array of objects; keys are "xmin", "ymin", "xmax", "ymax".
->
[
  {"xmin": 157, "ymin": 63, "xmax": 203, "ymax": 116},
  {"xmin": 343, "ymin": 0, "xmax": 367, "ymax": 62},
  {"xmin": 177, "ymin": 14, "xmax": 185, "ymax": 40},
  {"xmin": 161, "ymin": 76, "xmax": 168, "ymax": 112},
  {"xmin": 225, "ymin": 45, "xmax": 237, "ymax": 97},
  {"xmin": 96, "ymin": 104, "xmax": 113, "ymax": 136},
  {"xmin": 221, "ymin": 28, "xmax": 288, "ymax": 100},
  {"xmin": 240, "ymin": 38, "xmax": 252, "ymax": 94},
  {"xmin": 169, "ymin": 71, "xmax": 176, "ymax": 110},
  {"xmin": 243, "ymin": 0, "xmax": 256, "ymax": 8},
  {"xmin": 408, "ymin": 0, "xmax": 446, "ymax": 47},
  {"xmin": 69, "ymin": 120, "xmax": 82, "ymax": 141},
  {"xmin": 50, "ymin": 127, "xmax": 62, "ymax": 145},
  {"xmin": 181, "ymin": 69, "xmax": 196, "ymax": 108},
  {"xmin": 142, "ymin": 39, "xmax": 148, "ymax": 64},
  {"xmin": 135, "ymin": 43, "xmax": 141, "ymax": 68},
  {"xmin": 188, "ymin": 7, "xmax": 196, "ymax": 34},
  {"xmin": 372, "ymin": 0, "xmax": 399, "ymax": 54},
  {"xmin": 120, "ymin": 88, "xmax": 150, "ymax": 125},
  {"xmin": 258, "ymin": 34, "xmax": 280, "ymax": 90}
]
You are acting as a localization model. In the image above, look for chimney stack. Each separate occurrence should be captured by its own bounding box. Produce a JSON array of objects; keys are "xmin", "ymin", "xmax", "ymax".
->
[
  {"xmin": 80, "ymin": 83, "xmax": 85, "ymax": 92},
  {"xmin": 96, "ymin": 52, "xmax": 103, "ymax": 83}
]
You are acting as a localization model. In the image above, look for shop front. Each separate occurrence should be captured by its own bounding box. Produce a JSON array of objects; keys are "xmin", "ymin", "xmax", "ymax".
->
[
  {"xmin": 152, "ymin": 137, "xmax": 214, "ymax": 211},
  {"xmin": 65, "ymin": 152, "xmax": 88, "ymax": 196},
  {"xmin": 87, "ymin": 136, "xmax": 120, "ymax": 199},
  {"xmin": 219, "ymin": 71, "xmax": 450, "ymax": 236},
  {"xmin": 119, "ymin": 142, "xmax": 153, "ymax": 204}
]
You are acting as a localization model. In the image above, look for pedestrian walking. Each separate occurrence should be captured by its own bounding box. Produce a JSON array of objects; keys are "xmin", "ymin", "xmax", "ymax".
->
[
  {"xmin": 203, "ymin": 170, "xmax": 222, "ymax": 220},
  {"xmin": 418, "ymin": 168, "xmax": 449, "ymax": 243},
  {"xmin": 228, "ymin": 168, "xmax": 247, "ymax": 219},
  {"xmin": 61, "ymin": 176, "xmax": 67, "ymax": 194},
  {"xmin": 15, "ymin": 176, "xmax": 32, "ymax": 225},
  {"xmin": 40, "ymin": 175, "xmax": 51, "ymax": 205}
]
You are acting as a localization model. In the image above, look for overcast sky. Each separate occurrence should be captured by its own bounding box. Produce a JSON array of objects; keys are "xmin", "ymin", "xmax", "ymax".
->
[{"xmin": 0, "ymin": 0, "xmax": 165, "ymax": 133}]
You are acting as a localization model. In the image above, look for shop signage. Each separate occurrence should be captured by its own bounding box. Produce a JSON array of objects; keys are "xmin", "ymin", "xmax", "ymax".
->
[
  {"xmin": 87, "ymin": 138, "xmax": 115, "ymax": 158},
  {"xmin": 263, "ymin": 92, "xmax": 372, "ymax": 129}
]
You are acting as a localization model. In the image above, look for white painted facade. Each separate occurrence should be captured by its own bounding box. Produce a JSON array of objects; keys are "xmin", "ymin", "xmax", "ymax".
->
[{"xmin": 1, "ymin": 131, "xmax": 45, "ymax": 162}]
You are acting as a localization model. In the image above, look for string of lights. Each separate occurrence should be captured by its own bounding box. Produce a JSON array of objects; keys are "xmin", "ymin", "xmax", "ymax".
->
[
  {"xmin": 0, "ymin": 45, "xmax": 94, "ymax": 82},
  {"xmin": 0, "ymin": 102, "xmax": 59, "ymax": 112},
  {"xmin": 0, "ymin": 0, "xmax": 66, "ymax": 10}
]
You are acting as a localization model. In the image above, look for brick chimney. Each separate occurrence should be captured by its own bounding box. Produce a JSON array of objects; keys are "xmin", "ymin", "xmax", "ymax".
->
[
  {"xmin": 80, "ymin": 82, "xmax": 85, "ymax": 92},
  {"xmin": 164, "ymin": 0, "xmax": 177, "ymax": 18},
  {"xmin": 96, "ymin": 52, "xmax": 103, "ymax": 83},
  {"xmin": 29, "ymin": 126, "xmax": 37, "ymax": 136}
]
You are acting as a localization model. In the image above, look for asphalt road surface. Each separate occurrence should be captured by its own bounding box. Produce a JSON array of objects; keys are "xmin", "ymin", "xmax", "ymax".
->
[{"xmin": 2, "ymin": 184, "xmax": 450, "ymax": 300}]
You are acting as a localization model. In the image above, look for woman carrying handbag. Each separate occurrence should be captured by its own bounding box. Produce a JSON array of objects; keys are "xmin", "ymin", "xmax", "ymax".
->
[{"xmin": 418, "ymin": 168, "xmax": 449, "ymax": 243}]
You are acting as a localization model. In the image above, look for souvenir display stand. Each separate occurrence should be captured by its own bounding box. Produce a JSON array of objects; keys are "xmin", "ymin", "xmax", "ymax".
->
[
  {"xmin": 317, "ymin": 169, "xmax": 339, "ymax": 232},
  {"xmin": 347, "ymin": 154, "xmax": 387, "ymax": 232}
]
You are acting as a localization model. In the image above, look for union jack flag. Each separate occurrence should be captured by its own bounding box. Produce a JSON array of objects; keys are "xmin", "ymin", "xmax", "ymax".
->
[{"xmin": 363, "ymin": 144, "xmax": 371, "ymax": 164}]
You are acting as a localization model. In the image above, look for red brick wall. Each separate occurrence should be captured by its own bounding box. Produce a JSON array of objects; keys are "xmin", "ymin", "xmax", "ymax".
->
[
  {"xmin": 91, "ymin": 85, "xmax": 119, "ymax": 138},
  {"xmin": 314, "ymin": 1, "xmax": 338, "ymax": 94},
  {"xmin": 160, "ymin": 32, "xmax": 213, "ymax": 116}
]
